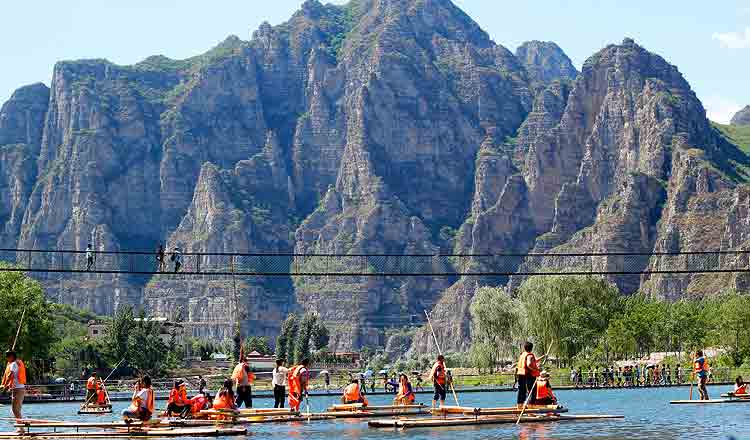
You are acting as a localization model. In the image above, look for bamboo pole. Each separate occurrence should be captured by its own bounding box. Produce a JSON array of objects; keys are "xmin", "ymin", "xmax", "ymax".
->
[
  {"xmin": 516, "ymin": 340, "xmax": 554, "ymax": 425},
  {"xmin": 11, "ymin": 307, "xmax": 27, "ymax": 351}
]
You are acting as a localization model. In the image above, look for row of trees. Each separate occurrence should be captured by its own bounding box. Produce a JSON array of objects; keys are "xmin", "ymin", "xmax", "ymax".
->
[
  {"xmin": 275, "ymin": 313, "xmax": 329, "ymax": 364},
  {"xmin": 469, "ymin": 275, "xmax": 750, "ymax": 370}
]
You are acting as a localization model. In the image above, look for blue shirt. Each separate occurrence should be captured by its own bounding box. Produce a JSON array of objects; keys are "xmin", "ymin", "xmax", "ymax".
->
[{"xmin": 695, "ymin": 357, "xmax": 707, "ymax": 378}]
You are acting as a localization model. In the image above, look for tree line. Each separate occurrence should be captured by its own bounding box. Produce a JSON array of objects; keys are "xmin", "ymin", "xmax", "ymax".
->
[
  {"xmin": 469, "ymin": 275, "xmax": 750, "ymax": 369},
  {"xmin": 275, "ymin": 312, "xmax": 329, "ymax": 364}
]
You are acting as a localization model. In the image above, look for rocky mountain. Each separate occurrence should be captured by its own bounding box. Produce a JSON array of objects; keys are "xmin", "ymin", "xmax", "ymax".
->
[
  {"xmin": 1, "ymin": 0, "xmax": 749, "ymax": 352},
  {"xmin": 732, "ymin": 105, "xmax": 750, "ymax": 126}
]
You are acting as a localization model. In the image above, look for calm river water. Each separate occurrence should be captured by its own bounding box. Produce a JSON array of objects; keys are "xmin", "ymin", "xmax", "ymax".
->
[{"xmin": 4, "ymin": 385, "xmax": 746, "ymax": 439}]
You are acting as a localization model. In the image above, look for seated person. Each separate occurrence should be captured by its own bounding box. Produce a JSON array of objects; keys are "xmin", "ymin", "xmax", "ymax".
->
[
  {"xmin": 165, "ymin": 380, "xmax": 190, "ymax": 418},
  {"xmin": 531, "ymin": 371, "xmax": 558, "ymax": 406},
  {"xmin": 122, "ymin": 376, "xmax": 155, "ymax": 421},
  {"xmin": 213, "ymin": 380, "xmax": 238, "ymax": 411},
  {"xmin": 342, "ymin": 379, "xmax": 368, "ymax": 406},
  {"xmin": 394, "ymin": 374, "xmax": 415, "ymax": 405},
  {"xmin": 734, "ymin": 376, "xmax": 747, "ymax": 396},
  {"xmin": 96, "ymin": 381, "xmax": 108, "ymax": 406},
  {"xmin": 186, "ymin": 392, "xmax": 210, "ymax": 418}
]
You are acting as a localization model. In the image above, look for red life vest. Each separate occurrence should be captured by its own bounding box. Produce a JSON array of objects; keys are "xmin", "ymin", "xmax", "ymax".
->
[
  {"xmin": 2, "ymin": 360, "xmax": 26, "ymax": 389},
  {"xmin": 432, "ymin": 363, "xmax": 447, "ymax": 385},
  {"xmin": 536, "ymin": 379, "xmax": 553, "ymax": 400},
  {"xmin": 736, "ymin": 384, "xmax": 748, "ymax": 395},
  {"xmin": 287, "ymin": 365, "xmax": 306, "ymax": 410}
]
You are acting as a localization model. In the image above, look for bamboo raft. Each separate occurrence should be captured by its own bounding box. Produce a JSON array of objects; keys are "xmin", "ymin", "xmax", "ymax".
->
[
  {"xmin": 670, "ymin": 398, "xmax": 750, "ymax": 405},
  {"xmin": 431, "ymin": 405, "xmax": 567, "ymax": 416},
  {"xmin": 369, "ymin": 414, "xmax": 624, "ymax": 429},
  {"xmin": 324, "ymin": 403, "xmax": 429, "ymax": 419},
  {"xmin": 76, "ymin": 405, "xmax": 112, "ymax": 416},
  {"xmin": 0, "ymin": 426, "xmax": 246, "ymax": 438}
]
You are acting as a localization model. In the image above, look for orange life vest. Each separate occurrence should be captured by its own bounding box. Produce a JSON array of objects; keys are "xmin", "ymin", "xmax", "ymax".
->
[
  {"xmin": 87, "ymin": 377, "xmax": 97, "ymax": 390},
  {"xmin": 398, "ymin": 382, "xmax": 415, "ymax": 403},
  {"xmin": 432, "ymin": 362, "xmax": 447, "ymax": 385},
  {"xmin": 287, "ymin": 365, "xmax": 306, "ymax": 410},
  {"xmin": 190, "ymin": 395, "xmax": 208, "ymax": 414},
  {"xmin": 169, "ymin": 387, "xmax": 187, "ymax": 405},
  {"xmin": 517, "ymin": 352, "xmax": 540, "ymax": 377},
  {"xmin": 212, "ymin": 391, "xmax": 234, "ymax": 410},
  {"xmin": 97, "ymin": 388, "xmax": 107, "ymax": 405},
  {"xmin": 694, "ymin": 358, "xmax": 708, "ymax": 373},
  {"xmin": 344, "ymin": 383, "xmax": 366, "ymax": 403},
  {"xmin": 232, "ymin": 364, "xmax": 255, "ymax": 384},
  {"xmin": 535, "ymin": 379, "xmax": 553, "ymax": 400},
  {"xmin": 2, "ymin": 360, "xmax": 26, "ymax": 389},
  {"xmin": 736, "ymin": 384, "xmax": 747, "ymax": 395}
]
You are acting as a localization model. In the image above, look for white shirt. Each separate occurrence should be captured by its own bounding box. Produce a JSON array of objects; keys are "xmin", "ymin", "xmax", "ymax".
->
[
  {"xmin": 9, "ymin": 361, "xmax": 24, "ymax": 389},
  {"xmin": 136, "ymin": 388, "xmax": 151, "ymax": 410},
  {"xmin": 272, "ymin": 367, "xmax": 289, "ymax": 387}
]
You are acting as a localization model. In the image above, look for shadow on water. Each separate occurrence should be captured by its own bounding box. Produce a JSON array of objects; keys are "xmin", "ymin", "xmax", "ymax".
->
[{"xmin": 4, "ymin": 385, "xmax": 747, "ymax": 439}]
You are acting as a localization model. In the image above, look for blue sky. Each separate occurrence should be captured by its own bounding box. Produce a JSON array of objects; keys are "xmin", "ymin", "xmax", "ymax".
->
[{"xmin": 1, "ymin": 0, "xmax": 748, "ymax": 123}]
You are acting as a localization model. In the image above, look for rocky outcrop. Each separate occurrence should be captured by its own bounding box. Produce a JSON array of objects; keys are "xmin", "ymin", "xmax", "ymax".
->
[
  {"xmin": 732, "ymin": 106, "xmax": 750, "ymax": 126},
  {"xmin": 516, "ymin": 41, "xmax": 578, "ymax": 90}
]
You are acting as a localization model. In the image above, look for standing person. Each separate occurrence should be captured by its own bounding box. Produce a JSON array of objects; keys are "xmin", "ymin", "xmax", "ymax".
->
[
  {"xmin": 156, "ymin": 243, "xmax": 165, "ymax": 272},
  {"xmin": 694, "ymin": 350, "xmax": 710, "ymax": 400},
  {"xmin": 569, "ymin": 368, "xmax": 577, "ymax": 387},
  {"xmin": 323, "ymin": 371, "xmax": 331, "ymax": 392},
  {"xmin": 122, "ymin": 376, "xmax": 155, "ymax": 421},
  {"xmin": 85, "ymin": 372, "xmax": 98, "ymax": 404},
  {"xmin": 85, "ymin": 244, "xmax": 94, "ymax": 271},
  {"xmin": 287, "ymin": 358, "xmax": 310, "ymax": 412},
  {"xmin": 430, "ymin": 355, "xmax": 448, "ymax": 409},
  {"xmin": 516, "ymin": 342, "xmax": 542, "ymax": 407},
  {"xmin": 272, "ymin": 359, "xmax": 288, "ymax": 409},
  {"xmin": 232, "ymin": 358, "xmax": 255, "ymax": 409},
  {"xmin": 198, "ymin": 375, "xmax": 206, "ymax": 394},
  {"xmin": 2, "ymin": 351, "xmax": 26, "ymax": 433},
  {"xmin": 171, "ymin": 247, "xmax": 182, "ymax": 273},
  {"xmin": 677, "ymin": 365, "xmax": 683, "ymax": 385}
]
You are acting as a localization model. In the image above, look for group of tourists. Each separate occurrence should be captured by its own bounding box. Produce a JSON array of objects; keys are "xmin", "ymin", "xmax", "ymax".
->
[
  {"xmin": 570, "ymin": 364, "xmax": 686, "ymax": 388},
  {"xmin": 84, "ymin": 372, "xmax": 110, "ymax": 406}
]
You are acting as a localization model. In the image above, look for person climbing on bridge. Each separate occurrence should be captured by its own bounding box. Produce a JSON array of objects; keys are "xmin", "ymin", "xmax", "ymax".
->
[
  {"xmin": 2, "ymin": 350, "xmax": 27, "ymax": 433},
  {"xmin": 171, "ymin": 247, "xmax": 182, "ymax": 273},
  {"xmin": 156, "ymin": 243, "xmax": 165, "ymax": 272},
  {"xmin": 516, "ymin": 341, "xmax": 544, "ymax": 407},
  {"xmin": 694, "ymin": 350, "xmax": 710, "ymax": 400},
  {"xmin": 85, "ymin": 244, "xmax": 94, "ymax": 271},
  {"xmin": 288, "ymin": 358, "xmax": 311, "ymax": 412}
]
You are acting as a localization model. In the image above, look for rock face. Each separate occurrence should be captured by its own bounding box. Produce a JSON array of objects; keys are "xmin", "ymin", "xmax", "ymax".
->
[
  {"xmin": 1, "ymin": 3, "xmax": 749, "ymax": 351},
  {"xmin": 732, "ymin": 105, "xmax": 750, "ymax": 126}
]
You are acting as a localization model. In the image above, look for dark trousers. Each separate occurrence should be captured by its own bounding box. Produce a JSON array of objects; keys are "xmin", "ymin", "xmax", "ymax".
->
[
  {"xmin": 516, "ymin": 375, "xmax": 536, "ymax": 404},
  {"xmin": 166, "ymin": 402, "xmax": 190, "ymax": 418},
  {"xmin": 273, "ymin": 385, "xmax": 285, "ymax": 408},
  {"xmin": 236, "ymin": 385, "xmax": 252, "ymax": 408}
]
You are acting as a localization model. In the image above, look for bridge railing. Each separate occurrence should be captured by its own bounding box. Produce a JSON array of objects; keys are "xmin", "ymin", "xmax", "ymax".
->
[{"xmin": 0, "ymin": 248, "xmax": 747, "ymax": 277}]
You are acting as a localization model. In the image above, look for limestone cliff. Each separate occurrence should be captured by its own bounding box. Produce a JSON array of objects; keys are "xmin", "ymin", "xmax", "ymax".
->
[
  {"xmin": 1, "ymin": 2, "xmax": 749, "ymax": 350},
  {"xmin": 731, "ymin": 106, "xmax": 750, "ymax": 126}
]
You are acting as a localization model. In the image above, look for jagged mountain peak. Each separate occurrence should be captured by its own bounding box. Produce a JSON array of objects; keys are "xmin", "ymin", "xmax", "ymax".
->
[
  {"xmin": 732, "ymin": 106, "xmax": 750, "ymax": 126},
  {"xmin": 515, "ymin": 40, "xmax": 578, "ymax": 88}
]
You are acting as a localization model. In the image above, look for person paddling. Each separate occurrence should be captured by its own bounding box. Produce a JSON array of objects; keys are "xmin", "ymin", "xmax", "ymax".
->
[
  {"xmin": 693, "ymin": 350, "xmax": 710, "ymax": 400},
  {"xmin": 342, "ymin": 379, "xmax": 368, "ymax": 405},
  {"xmin": 122, "ymin": 376, "xmax": 154, "ymax": 421},
  {"xmin": 85, "ymin": 372, "xmax": 98, "ymax": 405},
  {"xmin": 232, "ymin": 357, "xmax": 255, "ymax": 408},
  {"xmin": 2, "ymin": 351, "xmax": 26, "ymax": 433},
  {"xmin": 287, "ymin": 358, "xmax": 310, "ymax": 412},
  {"xmin": 516, "ymin": 342, "xmax": 545, "ymax": 408},
  {"xmin": 430, "ymin": 355, "xmax": 448, "ymax": 409}
]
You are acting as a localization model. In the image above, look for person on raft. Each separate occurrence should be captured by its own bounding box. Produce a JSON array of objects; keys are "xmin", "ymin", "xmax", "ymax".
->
[
  {"xmin": 342, "ymin": 379, "xmax": 368, "ymax": 405},
  {"xmin": 430, "ymin": 355, "xmax": 449, "ymax": 408},
  {"xmin": 122, "ymin": 376, "xmax": 155, "ymax": 421},
  {"xmin": 85, "ymin": 372, "xmax": 98, "ymax": 405},
  {"xmin": 531, "ymin": 371, "xmax": 558, "ymax": 406},
  {"xmin": 395, "ymin": 373, "xmax": 415, "ymax": 405},
  {"xmin": 164, "ymin": 380, "xmax": 190, "ymax": 418},
  {"xmin": 95, "ymin": 379, "xmax": 108, "ymax": 406},
  {"xmin": 693, "ymin": 350, "xmax": 710, "ymax": 400},
  {"xmin": 516, "ymin": 341, "xmax": 546, "ymax": 407},
  {"xmin": 734, "ymin": 376, "xmax": 747, "ymax": 396},
  {"xmin": 213, "ymin": 379, "xmax": 238, "ymax": 411},
  {"xmin": 272, "ymin": 359, "xmax": 288, "ymax": 409},
  {"xmin": 232, "ymin": 357, "xmax": 255, "ymax": 408},
  {"xmin": 2, "ymin": 350, "xmax": 27, "ymax": 433},
  {"xmin": 288, "ymin": 358, "xmax": 311, "ymax": 412}
]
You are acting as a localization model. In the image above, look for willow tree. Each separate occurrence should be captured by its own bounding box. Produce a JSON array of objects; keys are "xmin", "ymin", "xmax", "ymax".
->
[
  {"xmin": 516, "ymin": 275, "xmax": 621, "ymax": 363},
  {"xmin": 469, "ymin": 286, "xmax": 522, "ymax": 371}
]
